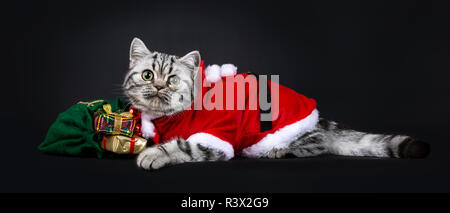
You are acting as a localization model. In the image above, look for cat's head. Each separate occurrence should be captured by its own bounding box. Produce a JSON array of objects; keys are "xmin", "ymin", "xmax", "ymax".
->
[{"xmin": 123, "ymin": 38, "xmax": 201, "ymax": 116}]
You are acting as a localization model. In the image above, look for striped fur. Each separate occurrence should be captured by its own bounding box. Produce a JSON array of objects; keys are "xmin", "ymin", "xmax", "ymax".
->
[
  {"xmin": 137, "ymin": 138, "xmax": 226, "ymax": 170},
  {"xmin": 123, "ymin": 38, "xmax": 200, "ymax": 117},
  {"xmin": 263, "ymin": 118, "xmax": 430, "ymax": 159},
  {"xmin": 125, "ymin": 38, "xmax": 429, "ymax": 171}
]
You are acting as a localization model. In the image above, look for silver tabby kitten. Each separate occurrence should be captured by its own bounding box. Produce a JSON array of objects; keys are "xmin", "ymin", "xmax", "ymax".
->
[{"xmin": 123, "ymin": 38, "xmax": 430, "ymax": 171}]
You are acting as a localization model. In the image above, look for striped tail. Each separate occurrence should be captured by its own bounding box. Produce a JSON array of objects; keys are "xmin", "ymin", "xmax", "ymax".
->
[{"xmin": 319, "ymin": 119, "xmax": 430, "ymax": 158}]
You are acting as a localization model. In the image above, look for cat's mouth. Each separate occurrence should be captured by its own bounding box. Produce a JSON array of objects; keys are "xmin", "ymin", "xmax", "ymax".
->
[
  {"xmin": 142, "ymin": 93, "xmax": 170, "ymax": 104},
  {"xmin": 135, "ymin": 93, "xmax": 175, "ymax": 115},
  {"xmin": 132, "ymin": 100, "xmax": 173, "ymax": 115},
  {"xmin": 138, "ymin": 104, "xmax": 176, "ymax": 116}
]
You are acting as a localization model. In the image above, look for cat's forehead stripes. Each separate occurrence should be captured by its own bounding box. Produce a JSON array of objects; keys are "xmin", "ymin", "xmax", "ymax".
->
[{"xmin": 151, "ymin": 52, "xmax": 178, "ymax": 77}]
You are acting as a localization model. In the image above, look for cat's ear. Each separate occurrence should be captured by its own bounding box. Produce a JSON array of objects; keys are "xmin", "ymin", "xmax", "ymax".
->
[
  {"xmin": 179, "ymin": 50, "xmax": 201, "ymax": 71},
  {"xmin": 180, "ymin": 51, "xmax": 202, "ymax": 98},
  {"xmin": 129, "ymin": 37, "xmax": 151, "ymax": 66}
]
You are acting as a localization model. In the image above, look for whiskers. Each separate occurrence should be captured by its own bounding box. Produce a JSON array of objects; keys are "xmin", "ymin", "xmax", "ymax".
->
[{"xmin": 111, "ymin": 83, "xmax": 130, "ymax": 99}]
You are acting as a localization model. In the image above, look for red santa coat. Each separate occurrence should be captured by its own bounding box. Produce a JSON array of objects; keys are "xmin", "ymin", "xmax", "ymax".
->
[{"xmin": 141, "ymin": 61, "xmax": 319, "ymax": 159}]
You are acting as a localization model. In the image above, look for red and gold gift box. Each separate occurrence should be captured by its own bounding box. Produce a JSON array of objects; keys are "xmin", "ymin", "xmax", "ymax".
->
[
  {"xmin": 94, "ymin": 104, "xmax": 139, "ymax": 137},
  {"xmin": 100, "ymin": 135, "xmax": 147, "ymax": 154},
  {"xmin": 94, "ymin": 104, "xmax": 146, "ymax": 154}
]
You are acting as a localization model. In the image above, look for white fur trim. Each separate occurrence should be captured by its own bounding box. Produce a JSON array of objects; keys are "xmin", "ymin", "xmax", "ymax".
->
[
  {"xmin": 204, "ymin": 64, "xmax": 222, "ymax": 83},
  {"xmin": 187, "ymin": 133, "xmax": 235, "ymax": 160},
  {"xmin": 220, "ymin": 64, "xmax": 237, "ymax": 76},
  {"xmin": 241, "ymin": 109, "xmax": 319, "ymax": 158},
  {"xmin": 141, "ymin": 113, "xmax": 159, "ymax": 139}
]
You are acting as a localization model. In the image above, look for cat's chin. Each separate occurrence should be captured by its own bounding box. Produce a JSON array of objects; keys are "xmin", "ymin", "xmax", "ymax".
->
[
  {"xmin": 140, "ymin": 107, "xmax": 180, "ymax": 117},
  {"xmin": 131, "ymin": 98, "xmax": 190, "ymax": 117}
]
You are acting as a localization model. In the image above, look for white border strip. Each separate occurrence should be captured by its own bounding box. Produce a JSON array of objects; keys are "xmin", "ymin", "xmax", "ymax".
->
[
  {"xmin": 187, "ymin": 133, "xmax": 235, "ymax": 160},
  {"xmin": 241, "ymin": 109, "xmax": 319, "ymax": 158}
]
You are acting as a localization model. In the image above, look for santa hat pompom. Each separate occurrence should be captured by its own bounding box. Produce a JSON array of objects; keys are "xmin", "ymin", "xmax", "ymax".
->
[
  {"xmin": 220, "ymin": 64, "xmax": 237, "ymax": 77},
  {"xmin": 204, "ymin": 64, "xmax": 222, "ymax": 83}
]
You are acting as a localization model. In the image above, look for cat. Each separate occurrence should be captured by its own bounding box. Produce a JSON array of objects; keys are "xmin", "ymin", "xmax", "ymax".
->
[{"xmin": 123, "ymin": 38, "xmax": 430, "ymax": 170}]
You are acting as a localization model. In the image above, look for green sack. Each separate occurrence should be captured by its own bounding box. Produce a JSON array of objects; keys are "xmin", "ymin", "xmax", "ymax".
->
[{"xmin": 38, "ymin": 98, "xmax": 130, "ymax": 158}]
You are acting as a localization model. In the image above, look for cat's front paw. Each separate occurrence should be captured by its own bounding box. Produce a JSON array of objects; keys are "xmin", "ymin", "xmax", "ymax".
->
[{"xmin": 137, "ymin": 147, "xmax": 171, "ymax": 170}]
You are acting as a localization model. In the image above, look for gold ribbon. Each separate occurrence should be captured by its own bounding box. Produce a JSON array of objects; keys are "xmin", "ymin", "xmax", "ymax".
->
[
  {"xmin": 77, "ymin": 100, "xmax": 104, "ymax": 107},
  {"xmin": 102, "ymin": 104, "xmax": 133, "ymax": 118},
  {"xmin": 102, "ymin": 104, "xmax": 134, "ymax": 134}
]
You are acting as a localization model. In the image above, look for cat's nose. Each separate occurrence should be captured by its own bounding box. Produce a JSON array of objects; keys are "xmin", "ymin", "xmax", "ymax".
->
[{"xmin": 154, "ymin": 85, "xmax": 164, "ymax": 90}]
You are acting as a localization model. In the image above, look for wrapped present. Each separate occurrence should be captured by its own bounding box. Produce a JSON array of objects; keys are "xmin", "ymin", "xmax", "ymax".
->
[
  {"xmin": 100, "ymin": 135, "xmax": 147, "ymax": 154},
  {"xmin": 94, "ymin": 104, "xmax": 139, "ymax": 137},
  {"xmin": 38, "ymin": 98, "xmax": 132, "ymax": 158}
]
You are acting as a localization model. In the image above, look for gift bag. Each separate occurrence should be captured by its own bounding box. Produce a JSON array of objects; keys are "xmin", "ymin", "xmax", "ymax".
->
[{"xmin": 38, "ymin": 98, "xmax": 133, "ymax": 158}]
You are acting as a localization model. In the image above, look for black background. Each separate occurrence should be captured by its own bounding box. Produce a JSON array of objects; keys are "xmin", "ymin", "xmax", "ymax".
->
[{"xmin": 2, "ymin": 0, "xmax": 450, "ymax": 192}]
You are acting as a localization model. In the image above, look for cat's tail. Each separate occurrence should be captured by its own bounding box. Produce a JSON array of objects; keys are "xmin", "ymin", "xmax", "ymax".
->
[{"xmin": 318, "ymin": 119, "xmax": 430, "ymax": 158}]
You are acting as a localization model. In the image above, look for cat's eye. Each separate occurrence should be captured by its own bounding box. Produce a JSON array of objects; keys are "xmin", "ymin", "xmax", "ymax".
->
[
  {"xmin": 142, "ymin": 70, "xmax": 154, "ymax": 81},
  {"xmin": 168, "ymin": 76, "xmax": 179, "ymax": 85}
]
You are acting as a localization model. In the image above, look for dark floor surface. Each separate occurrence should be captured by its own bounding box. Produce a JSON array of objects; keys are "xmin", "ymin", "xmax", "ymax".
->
[
  {"xmin": 3, "ymin": 133, "xmax": 449, "ymax": 193},
  {"xmin": 3, "ymin": 0, "xmax": 450, "ymax": 193}
]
